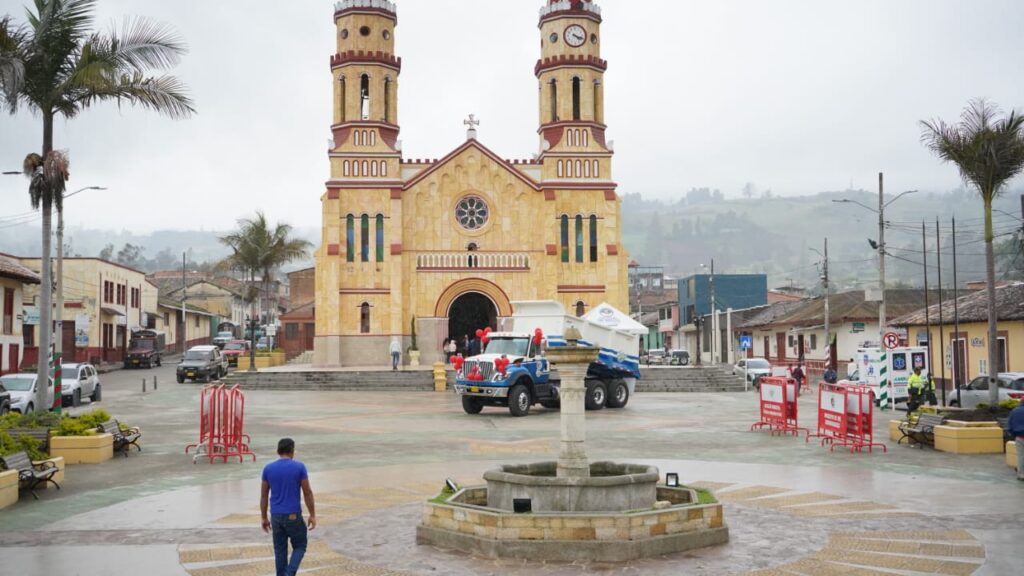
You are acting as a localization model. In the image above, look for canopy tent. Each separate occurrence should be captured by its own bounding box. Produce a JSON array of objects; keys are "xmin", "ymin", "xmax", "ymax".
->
[{"xmin": 583, "ymin": 302, "xmax": 648, "ymax": 336}]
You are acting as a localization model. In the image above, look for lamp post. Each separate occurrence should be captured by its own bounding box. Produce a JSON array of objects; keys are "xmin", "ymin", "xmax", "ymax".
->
[
  {"xmin": 810, "ymin": 239, "xmax": 831, "ymax": 373},
  {"xmin": 833, "ymin": 174, "xmax": 918, "ymax": 349},
  {"xmin": 701, "ymin": 260, "xmax": 716, "ymax": 364}
]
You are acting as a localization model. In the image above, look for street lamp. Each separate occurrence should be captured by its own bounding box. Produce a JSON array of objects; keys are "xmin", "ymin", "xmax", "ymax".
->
[
  {"xmin": 55, "ymin": 186, "xmax": 106, "ymax": 368},
  {"xmin": 833, "ymin": 174, "xmax": 918, "ymax": 352},
  {"xmin": 700, "ymin": 260, "xmax": 716, "ymax": 364},
  {"xmin": 810, "ymin": 241, "xmax": 831, "ymax": 372}
]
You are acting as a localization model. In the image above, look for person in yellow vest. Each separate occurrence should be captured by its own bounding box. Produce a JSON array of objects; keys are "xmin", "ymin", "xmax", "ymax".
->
[{"xmin": 907, "ymin": 366, "xmax": 926, "ymax": 412}]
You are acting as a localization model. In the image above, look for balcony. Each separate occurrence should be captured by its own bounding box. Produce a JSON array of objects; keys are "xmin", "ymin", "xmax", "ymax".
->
[
  {"xmin": 416, "ymin": 252, "xmax": 530, "ymax": 272},
  {"xmin": 658, "ymin": 318, "xmax": 677, "ymax": 333}
]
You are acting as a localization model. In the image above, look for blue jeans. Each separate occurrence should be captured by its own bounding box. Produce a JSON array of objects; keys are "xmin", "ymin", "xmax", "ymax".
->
[
  {"xmin": 392, "ymin": 351, "xmax": 400, "ymax": 369},
  {"xmin": 271, "ymin": 514, "xmax": 307, "ymax": 576}
]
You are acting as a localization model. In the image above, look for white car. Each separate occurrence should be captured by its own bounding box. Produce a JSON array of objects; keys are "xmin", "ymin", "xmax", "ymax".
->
[
  {"xmin": 949, "ymin": 373, "xmax": 1024, "ymax": 408},
  {"xmin": 60, "ymin": 363, "xmax": 101, "ymax": 407},
  {"xmin": 0, "ymin": 373, "xmax": 54, "ymax": 414},
  {"xmin": 734, "ymin": 358, "xmax": 772, "ymax": 387}
]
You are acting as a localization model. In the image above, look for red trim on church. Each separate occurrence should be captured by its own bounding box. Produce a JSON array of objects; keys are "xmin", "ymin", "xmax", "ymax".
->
[
  {"xmin": 557, "ymin": 285, "xmax": 606, "ymax": 293},
  {"xmin": 331, "ymin": 51, "xmax": 401, "ymax": 72},
  {"xmin": 390, "ymin": 189, "xmax": 402, "ymax": 199},
  {"xmin": 604, "ymin": 190, "xmax": 617, "ymax": 201},
  {"xmin": 535, "ymin": 54, "xmax": 608, "ymax": 77},
  {"xmin": 327, "ymin": 190, "xmax": 339, "ymax": 200},
  {"xmin": 606, "ymin": 244, "xmax": 619, "ymax": 256},
  {"xmin": 545, "ymin": 244, "xmax": 558, "ymax": 256},
  {"xmin": 402, "ymin": 139, "xmax": 540, "ymax": 192},
  {"xmin": 327, "ymin": 244, "xmax": 340, "ymax": 256},
  {"xmin": 544, "ymin": 191, "xmax": 556, "ymax": 201},
  {"xmin": 390, "ymin": 244, "xmax": 402, "ymax": 255}
]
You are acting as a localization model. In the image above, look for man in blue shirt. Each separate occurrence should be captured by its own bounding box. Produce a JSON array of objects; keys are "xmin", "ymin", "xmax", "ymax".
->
[
  {"xmin": 261, "ymin": 438, "xmax": 317, "ymax": 576},
  {"xmin": 1008, "ymin": 404, "xmax": 1024, "ymax": 481}
]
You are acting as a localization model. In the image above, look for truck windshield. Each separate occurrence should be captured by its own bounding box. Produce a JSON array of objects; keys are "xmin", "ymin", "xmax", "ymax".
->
[
  {"xmin": 131, "ymin": 340, "xmax": 154, "ymax": 350},
  {"xmin": 485, "ymin": 338, "xmax": 530, "ymax": 357},
  {"xmin": 184, "ymin": 351, "xmax": 210, "ymax": 361}
]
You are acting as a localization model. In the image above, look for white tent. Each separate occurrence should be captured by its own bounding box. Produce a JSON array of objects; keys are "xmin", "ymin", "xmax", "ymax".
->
[{"xmin": 583, "ymin": 302, "xmax": 648, "ymax": 336}]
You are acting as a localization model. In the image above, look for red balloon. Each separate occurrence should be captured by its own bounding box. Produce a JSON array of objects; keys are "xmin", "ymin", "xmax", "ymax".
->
[
  {"xmin": 453, "ymin": 356, "xmax": 464, "ymax": 370},
  {"xmin": 476, "ymin": 329, "xmax": 484, "ymax": 338},
  {"xmin": 485, "ymin": 327, "xmax": 492, "ymax": 334}
]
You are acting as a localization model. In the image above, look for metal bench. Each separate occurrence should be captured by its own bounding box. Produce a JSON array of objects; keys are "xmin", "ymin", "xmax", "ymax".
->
[
  {"xmin": 898, "ymin": 413, "xmax": 946, "ymax": 448},
  {"xmin": 97, "ymin": 420, "xmax": 141, "ymax": 456},
  {"xmin": 5, "ymin": 428, "xmax": 50, "ymax": 453},
  {"xmin": 0, "ymin": 451, "xmax": 60, "ymax": 499}
]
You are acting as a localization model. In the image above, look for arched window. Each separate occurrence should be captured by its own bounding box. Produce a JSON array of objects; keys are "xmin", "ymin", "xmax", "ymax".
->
[
  {"xmin": 549, "ymin": 80, "xmax": 558, "ymax": 123},
  {"xmin": 371, "ymin": 161, "xmax": 378, "ymax": 177},
  {"xmin": 575, "ymin": 215, "xmax": 584, "ymax": 263},
  {"xmin": 343, "ymin": 160, "xmax": 350, "ymax": 177},
  {"xmin": 384, "ymin": 77, "xmax": 392, "ymax": 123},
  {"xmin": 594, "ymin": 81, "xmax": 601, "ymax": 123},
  {"xmin": 362, "ymin": 160, "xmax": 369, "ymax": 176},
  {"xmin": 375, "ymin": 214, "xmax": 384, "ymax": 262},
  {"xmin": 584, "ymin": 160, "xmax": 591, "ymax": 178},
  {"xmin": 339, "ymin": 76, "xmax": 346, "ymax": 122},
  {"xmin": 589, "ymin": 215, "xmax": 598, "ymax": 262},
  {"xmin": 575, "ymin": 160, "xmax": 582, "ymax": 179},
  {"xmin": 560, "ymin": 215, "xmax": 569, "ymax": 263},
  {"xmin": 346, "ymin": 215, "xmax": 355, "ymax": 262},
  {"xmin": 352, "ymin": 161, "xmax": 359, "ymax": 177},
  {"xmin": 582, "ymin": 130, "xmax": 589, "ymax": 147},
  {"xmin": 575, "ymin": 301, "xmax": 586, "ymax": 317},
  {"xmin": 360, "ymin": 74, "xmax": 371, "ymax": 120},
  {"xmin": 380, "ymin": 161, "xmax": 387, "ymax": 177},
  {"xmin": 572, "ymin": 77, "xmax": 581, "ymax": 121},
  {"xmin": 557, "ymin": 160, "xmax": 564, "ymax": 178},
  {"xmin": 592, "ymin": 160, "xmax": 599, "ymax": 178},
  {"xmin": 359, "ymin": 302, "xmax": 370, "ymax": 334},
  {"xmin": 360, "ymin": 214, "xmax": 370, "ymax": 262}
]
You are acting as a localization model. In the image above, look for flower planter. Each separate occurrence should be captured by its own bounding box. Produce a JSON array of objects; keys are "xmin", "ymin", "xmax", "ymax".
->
[
  {"xmin": 49, "ymin": 433, "xmax": 114, "ymax": 464},
  {"xmin": 1008, "ymin": 441, "xmax": 1018, "ymax": 470},
  {"xmin": 934, "ymin": 422, "xmax": 1004, "ymax": 454},
  {"xmin": 0, "ymin": 469, "xmax": 18, "ymax": 510}
]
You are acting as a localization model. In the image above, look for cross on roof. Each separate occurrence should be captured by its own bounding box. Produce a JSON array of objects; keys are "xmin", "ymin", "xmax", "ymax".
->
[{"xmin": 464, "ymin": 114, "xmax": 480, "ymax": 128}]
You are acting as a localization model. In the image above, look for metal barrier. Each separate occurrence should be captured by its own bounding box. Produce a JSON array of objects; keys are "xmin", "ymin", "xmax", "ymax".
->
[
  {"xmin": 751, "ymin": 376, "xmax": 807, "ymax": 437},
  {"xmin": 185, "ymin": 384, "xmax": 256, "ymax": 464},
  {"xmin": 807, "ymin": 382, "xmax": 886, "ymax": 453}
]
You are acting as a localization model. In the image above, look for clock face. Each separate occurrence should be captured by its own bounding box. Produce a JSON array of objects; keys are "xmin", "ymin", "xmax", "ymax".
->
[{"xmin": 564, "ymin": 24, "xmax": 587, "ymax": 47}]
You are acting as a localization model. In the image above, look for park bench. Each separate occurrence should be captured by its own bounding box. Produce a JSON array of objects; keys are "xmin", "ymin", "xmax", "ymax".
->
[
  {"xmin": 0, "ymin": 451, "xmax": 60, "ymax": 499},
  {"xmin": 97, "ymin": 420, "xmax": 141, "ymax": 456},
  {"xmin": 4, "ymin": 428, "xmax": 50, "ymax": 453},
  {"xmin": 898, "ymin": 413, "xmax": 946, "ymax": 448},
  {"xmin": 996, "ymin": 417, "xmax": 1013, "ymax": 442}
]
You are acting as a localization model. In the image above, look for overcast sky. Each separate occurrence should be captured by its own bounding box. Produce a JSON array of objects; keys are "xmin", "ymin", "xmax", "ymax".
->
[{"xmin": 1, "ymin": 0, "xmax": 1023, "ymax": 233}]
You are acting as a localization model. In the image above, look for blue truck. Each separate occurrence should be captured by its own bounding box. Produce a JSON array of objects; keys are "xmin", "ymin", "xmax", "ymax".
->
[{"xmin": 453, "ymin": 301, "xmax": 644, "ymax": 417}]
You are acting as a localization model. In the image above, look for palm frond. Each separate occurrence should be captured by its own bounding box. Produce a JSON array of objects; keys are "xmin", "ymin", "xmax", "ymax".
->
[
  {"xmin": 75, "ymin": 71, "xmax": 194, "ymax": 119},
  {"xmin": 105, "ymin": 17, "xmax": 187, "ymax": 71},
  {"xmin": 0, "ymin": 16, "xmax": 28, "ymax": 113}
]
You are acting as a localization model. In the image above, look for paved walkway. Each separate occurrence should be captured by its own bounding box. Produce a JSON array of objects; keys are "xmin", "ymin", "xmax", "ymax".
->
[{"xmin": 0, "ymin": 363, "xmax": 1020, "ymax": 575}]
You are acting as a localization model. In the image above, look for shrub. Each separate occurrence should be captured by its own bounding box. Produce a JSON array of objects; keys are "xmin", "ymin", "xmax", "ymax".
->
[
  {"xmin": 998, "ymin": 399, "xmax": 1020, "ymax": 410},
  {"xmin": 0, "ymin": 430, "xmax": 48, "ymax": 461},
  {"xmin": 0, "ymin": 411, "xmax": 60, "ymax": 430},
  {"xmin": 53, "ymin": 417, "xmax": 95, "ymax": 437},
  {"xmin": 77, "ymin": 409, "xmax": 112, "ymax": 429}
]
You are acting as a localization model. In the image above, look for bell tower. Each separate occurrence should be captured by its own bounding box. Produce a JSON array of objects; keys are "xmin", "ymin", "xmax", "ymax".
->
[{"xmin": 536, "ymin": 0, "xmax": 610, "ymax": 175}]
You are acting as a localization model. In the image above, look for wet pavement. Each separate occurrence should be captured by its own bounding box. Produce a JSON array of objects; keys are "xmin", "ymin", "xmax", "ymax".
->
[{"xmin": 0, "ymin": 363, "xmax": 1021, "ymax": 575}]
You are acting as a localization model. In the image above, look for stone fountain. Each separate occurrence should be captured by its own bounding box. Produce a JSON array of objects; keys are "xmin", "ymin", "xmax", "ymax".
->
[{"xmin": 417, "ymin": 328, "xmax": 729, "ymax": 561}]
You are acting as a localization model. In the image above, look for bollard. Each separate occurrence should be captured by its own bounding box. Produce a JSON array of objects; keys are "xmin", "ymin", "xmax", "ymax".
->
[
  {"xmin": 154, "ymin": 376, "xmax": 158, "ymax": 390},
  {"xmin": 142, "ymin": 378, "xmax": 147, "ymax": 393}
]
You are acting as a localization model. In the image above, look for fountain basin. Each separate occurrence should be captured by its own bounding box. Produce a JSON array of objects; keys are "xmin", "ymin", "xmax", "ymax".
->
[{"xmin": 484, "ymin": 461, "xmax": 658, "ymax": 512}]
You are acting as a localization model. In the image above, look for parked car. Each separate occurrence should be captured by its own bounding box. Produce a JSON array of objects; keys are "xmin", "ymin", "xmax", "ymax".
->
[
  {"xmin": 221, "ymin": 340, "xmax": 251, "ymax": 367},
  {"xmin": 212, "ymin": 331, "xmax": 235, "ymax": 349},
  {"xmin": 60, "ymin": 363, "xmax": 101, "ymax": 407},
  {"xmin": 667, "ymin": 349, "xmax": 690, "ymax": 366},
  {"xmin": 0, "ymin": 382, "xmax": 10, "ymax": 415},
  {"xmin": 177, "ymin": 345, "xmax": 226, "ymax": 383},
  {"xmin": 643, "ymin": 350, "xmax": 667, "ymax": 365},
  {"xmin": 0, "ymin": 374, "xmax": 53, "ymax": 414},
  {"xmin": 949, "ymin": 373, "xmax": 1024, "ymax": 408},
  {"xmin": 256, "ymin": 336, "xmax": 270, "ymax": 351},
  {"xmin": 734, "ymin": 358, "xmax": 772, "ymax": 387}
]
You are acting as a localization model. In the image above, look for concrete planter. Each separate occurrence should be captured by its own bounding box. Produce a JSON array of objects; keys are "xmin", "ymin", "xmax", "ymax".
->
[
  {"xmin": 270, "ymin": 352, "xmax": 286, "ymax": 366},
  {"xmin": 934, "ymin": 422, "xmax": 1004, "ymax": 454},
  {"xmin": 49, "ymin": 433, "xmax": 114, "ymax": 464},
  {"xmin": 409, "ymin": 350, "xmax": 421, "ymax": 367},
  {"xmin": 1008, "ymin": 441, "xmax": 1018, "ymax": 470},
  {"xmin": 237, "ymin": 356, "xmax": 272, "ymax": 371},
  {"xmin": 0, "ymin": 469, "xmax": 17, "ymax": 510}
]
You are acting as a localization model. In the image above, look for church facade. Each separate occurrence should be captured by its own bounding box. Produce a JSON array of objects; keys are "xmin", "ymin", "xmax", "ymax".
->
[{"xmin": 314, "ymin": 0, "xmax": 628, "ymax": 367}]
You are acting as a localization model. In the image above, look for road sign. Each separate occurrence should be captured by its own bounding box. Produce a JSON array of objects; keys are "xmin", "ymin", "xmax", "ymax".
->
[
  {"xmin": 883, "ymin": 332, "xmax": 901, "ymax": 350},
  {"xmin": 739, "ymin": 335, "xmax": 753, "ymax": 350}
]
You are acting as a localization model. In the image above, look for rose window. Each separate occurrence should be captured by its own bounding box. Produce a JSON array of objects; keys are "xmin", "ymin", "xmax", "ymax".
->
[{"xmin": 455, "ymin": 196, "xmax": 489, "ymax": 230}]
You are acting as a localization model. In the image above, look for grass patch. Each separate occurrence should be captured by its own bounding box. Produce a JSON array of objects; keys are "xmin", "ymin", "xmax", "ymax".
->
[{"xmin": 694, "ymin": 488, "xmax": 718, "ymax": 505}]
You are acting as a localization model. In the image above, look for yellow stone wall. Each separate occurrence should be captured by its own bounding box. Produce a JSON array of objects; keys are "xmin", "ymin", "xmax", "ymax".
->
[{"xmin": 918, "ymin": 321, "xmax": 1024, "ymax": 380}]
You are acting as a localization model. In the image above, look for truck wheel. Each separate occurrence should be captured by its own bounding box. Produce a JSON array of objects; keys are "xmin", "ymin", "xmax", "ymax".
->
[
  {"xmin": 585, "ymin": 382, "xmax": 606, "ymax": 411},
  {"xmin": 90, "ymin": 383, "xmax": 101, "ymax": 402},
  {"xmin": 177, "ymin": 376, "xmax": 184, "ymax": 384},
  {"xmin": 606, "ymin": 380, "xmax": 629, "ymax": 409},
  {"xmin": 73, "ymin": 389, "xmax": 81, "ymax": 408},
  {"xmin": 508, "ymin": 384, "xmax": 531, "ymax": 417},
  {"xmin": 461, "ymin": 396, "xmax": 484, "ymax": 415}
]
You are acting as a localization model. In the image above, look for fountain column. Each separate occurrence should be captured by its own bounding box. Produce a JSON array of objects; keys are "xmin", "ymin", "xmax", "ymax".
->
[{"xmin": 548, "ymin": 327, "xmax": 599, "ymax": 479}]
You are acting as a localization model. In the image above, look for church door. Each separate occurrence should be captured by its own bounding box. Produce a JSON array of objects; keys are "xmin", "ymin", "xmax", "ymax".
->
[{"xmin": 448, "ymin": 293, "xmax": 497, "ymax": 353}]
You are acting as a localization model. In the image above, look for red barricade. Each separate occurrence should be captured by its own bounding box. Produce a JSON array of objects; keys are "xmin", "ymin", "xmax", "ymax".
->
[
  {"xmin": 751, "ymin": 376, "xmax": 808, "ymax": 437},
  {"xmin": 807, "ymin": 382, "xmax": 886, "ymax": 453},
  {"xmin": 185, "ymin": 384, "xmax": 256, "ymax": 463}
]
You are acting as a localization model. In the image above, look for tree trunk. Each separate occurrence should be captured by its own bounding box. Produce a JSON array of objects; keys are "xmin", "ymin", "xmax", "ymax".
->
[
  {"xmin": 37, "ymin": 111, "xmax": 54, "ymax": 410},
  {"xmin": 984, "ymin": 197, "xmax": 1000, "ymax": 407}
]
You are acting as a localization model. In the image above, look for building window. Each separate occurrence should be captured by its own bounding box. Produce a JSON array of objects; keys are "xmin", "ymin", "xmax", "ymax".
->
[
  {"xmin": 549, "ymin": 80, "xmax": 558, "ymax": 123},
  {"xmin": 343, "ymin": 160, "xmax": 350, "ymax": 177},
  {"xmin": 589, "ymin": 215, "xmax": 598, "ymax": 262},
  {"xmin": 346, "ymin": 215, "xmax": 355, "ymax": 262},
  {"xmin": 560, "ymin": 215, "xmax": 569, "ymax": 263},
  {"xmin": 380, "ymin": 161, "xmax": 387, "ymax": 177},
  {"xmin": 359, "ymin": 302, "xmax": 370, "ymax": 334},
  {"xmin": 557, "ymin": 160, "xmax": 564, "ymax": 178},
  {"xmin": 360, "ymin": 74, "xmax": 370, "ymax": 120},
  {"xmin": 997, "ymin": 336, "xmax": 1008, "ymax": 372},
  {"xmin": 810, "ymin": 334, "xmax": 817, "ymax": 350},
  {"xmin": 592, "ymin": 159, "xmax": 599, "ymax": 178},
  {"xmin": 572, "ymin": 77, "xmax": 581, "ymax": 120},
  {"xmin": 594, "ymin": 81, "xmax": 602, "ymax": 123},
  {"xmin": 2, "ymin": 287, "xmax": 13, "ymax": 335},
  {"xmin": 384, "ymin": 77, "xmax": 392, "ymax": 123},
  {"xmin": 575, "ymin": 215, "xmax": 584, "ymax": 263},
  {"xmin": 194, "ymin": 314, "xmax": 200, "ymax": 328},
  {"xmin": 575, "ymin": 301, "xmax": 586, "ymax": 317},
  {"xmin": 286, "ymin": 323, "xmax": 298, "ymax": 339},
  {"xmin": 360, "ymin": 214, "xmax": 370, "ymax": 262},
  {"xmin": 375, "ymin": 214, "xmax": 385, "ymax": 263},
  {"xmin": 455, "ymin": 195, "xmax": 489, "ymax": 231},
  {"xmin": 339, "ymin": 76, "xmax": 346, "ymax": 122}
]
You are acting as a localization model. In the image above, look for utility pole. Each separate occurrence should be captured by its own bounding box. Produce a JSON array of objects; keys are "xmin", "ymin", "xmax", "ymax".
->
[
  {"xmin": 952, "ymin": 217, "xmax": 961, "ymax": 406},
  {"xmin": 936, "ymin": 218, "xmax": 946, "ymax": 406},
  {"xmin": 709, "ymin": 259, "xmax": 716, "ymax": 364},
  {"xmin": 823, "ymin": 238, "xmax": 831, "ymax": 371},
  {"xmin": 922, "ymin": 223, "xmax": 932, "ymax": 398},
  {"xmin": 181, "ymin": 252, "xmax": 187, "ymax": 353},
  {"xmin": 878, "ymin": 172, "xmax": 886, "ymax": 348}
]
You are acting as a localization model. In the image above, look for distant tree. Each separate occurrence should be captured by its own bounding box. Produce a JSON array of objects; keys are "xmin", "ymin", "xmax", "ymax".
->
[
  {"xmin": 98, "ymin": 243, "xmax": 114, "ymax": 261},
  {"xmin": 116, "ymin": 243, "xmax": 144, "ymax": 268},
  {"xmin": 762, "ymin": 188, "xmax": 774, "ymax": 199},
  {"xmin": 152, "ymin": 248, "xmax": 177, "ymax": 271},
  {"xmin": 712, "ymin": 189, "xmax": 724, "ymax": 202},
  {"xmin": 742, "ymin": 182, "xmax": 757, "ymax": 199},
  {"xmin": 921, "ymin": 98, "xmax": 1024, "ymax": 407},
  {"xmin": 643, "ymin": 212, "xmax": 665, "ymax": 265}
]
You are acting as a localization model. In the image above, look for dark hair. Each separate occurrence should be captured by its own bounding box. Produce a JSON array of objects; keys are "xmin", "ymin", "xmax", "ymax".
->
[{"xmin": 277, "ymin": 438, "xmax": 295, "ymax": 455}]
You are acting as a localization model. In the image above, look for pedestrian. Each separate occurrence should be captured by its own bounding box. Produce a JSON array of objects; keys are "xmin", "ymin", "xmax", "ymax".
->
[
  {"xmin": 907, "ymin": 366, "xmax": 925, "ymax": 413},
  {"xmin": 447, "ymin": 338, "xmax": 457, "ymax": 363},
  {"xmin": 924, "ymin": 373, "xmax": 938, "ymax": 406},
  {"xmin": 261, "ymin": 438, "xmax": 316, "ymax": 576},
  {"xmin": 469, "ymin": 336, "xmax": 480, "ymax": 357},
  {"xmin": 442, "ymin": 337, "xmax": 449, "ymax": 360},
  {"xmin": 463, "ymin": 334, "xmax": 470, "ymax": 355},
  {"xmin": 791, "ymin": 364, "xmax": 805, "ymax": 396},
  {"xmin": 389, "ymin": 337, "xmax": 401, "ymax": 370},
  {"xmin": 1007, "ymin": 403, "xmax": 1024, "ymax": 481},
  {"xmin": 823, "ymin": 363, "xmax": 838, "ymax": 384}
]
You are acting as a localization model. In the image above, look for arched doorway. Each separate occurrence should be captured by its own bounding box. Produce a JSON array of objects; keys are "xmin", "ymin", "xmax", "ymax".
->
[{"xmin": 448, "ymin": 292, "xmax": 497, "ymax": 349}]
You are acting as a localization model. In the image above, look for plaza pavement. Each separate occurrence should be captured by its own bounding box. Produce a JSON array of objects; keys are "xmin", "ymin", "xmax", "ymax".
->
[{"xmin": 0, "ymin": 363, "xmax": 1021, "ymax": 575}]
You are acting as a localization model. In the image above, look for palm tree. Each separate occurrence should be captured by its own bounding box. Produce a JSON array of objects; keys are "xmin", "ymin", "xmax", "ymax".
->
[
  {"xmin": 220, "ymin": 212, "xmax": 312, "ymax": 369},
  {"xmin": 921, "ymin": 99, "xmax": 1024, "ymax": 406},
  {"xmin": 1, "ymin": 0, "xmax": 193, "ymax": 397}
]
